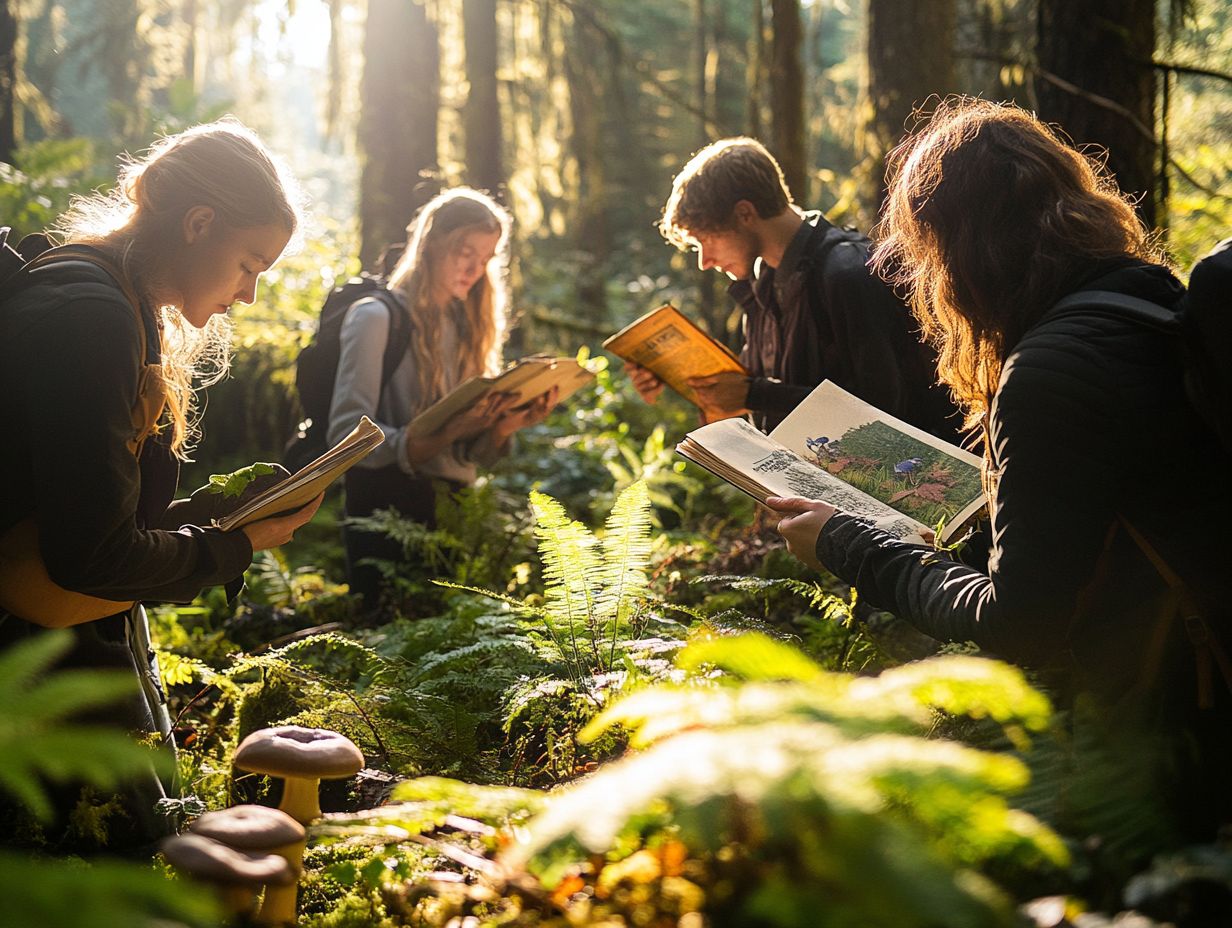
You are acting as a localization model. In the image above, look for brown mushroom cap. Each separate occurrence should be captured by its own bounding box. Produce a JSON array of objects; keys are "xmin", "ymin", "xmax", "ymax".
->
[
  {"xmin": 160, "ymin": 834, "xmax": 296, "ymax": 887},
  {"xmin": 233, "ymin": 726, "xmax": 365, "ymax": 779},
  {"xmin": 187, "ymin": 805, "xmax": 306, "ymax": 850}
]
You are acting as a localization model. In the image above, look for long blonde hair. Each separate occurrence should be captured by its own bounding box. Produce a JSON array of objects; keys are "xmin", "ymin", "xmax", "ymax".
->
[
  {"xmin": 387, "ymin": 187, "xmax": 510, "ymax": 410},
  {"xmin": 57, "ymin": 118, "xmax": 301, "ymax": 457}
]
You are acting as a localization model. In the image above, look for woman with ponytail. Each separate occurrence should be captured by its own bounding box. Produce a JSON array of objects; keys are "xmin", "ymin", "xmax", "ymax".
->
[{"xmin": 0, "ymin": 119, "xmax": 320, "ymax": 849}]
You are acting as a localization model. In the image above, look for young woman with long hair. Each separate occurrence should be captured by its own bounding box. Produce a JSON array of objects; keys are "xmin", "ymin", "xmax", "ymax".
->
[
  {"xmin": 328, "ymin": 187, "xmax": 554, "ymax": 609},
  {"xmin": 0, "ymin": 119, "xmax": 321, "ymax": 848},
  {"xmin": 767, "ymin": 97, "xmax": 1230, "ymax": 847}
]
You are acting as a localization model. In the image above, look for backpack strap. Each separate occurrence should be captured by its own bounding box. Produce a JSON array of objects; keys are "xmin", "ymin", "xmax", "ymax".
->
[
  {"xmin": 366, "ymin": 287, "xmax": 413, "ymax": 390},
  {"xmin": 1119, "ymin": 515, "xmax": 1232, "ymax": 709},
  {"xmin": 1047, "ymin": 290, "xmax": 1181, "ymax": 333},
  {"xmin": 19, "ymin": 245, "xmax": 166, "ymax": 450}
]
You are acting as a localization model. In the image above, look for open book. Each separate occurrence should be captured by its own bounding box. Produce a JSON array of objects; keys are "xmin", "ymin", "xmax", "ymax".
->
[
  {"xmin": 676, "ymin": 381, "xmax": 985, "ymax": 545},
  {"xmin": 407, "ymin": 356, "xmax": 595, "ymax": 439},
  {"xmin": 603, "ymin": 304, "xmax": 746, "ymax": 407},
  {"xmin": 217, "ymin": 416, "xmax": 385, "ymax": 531}
]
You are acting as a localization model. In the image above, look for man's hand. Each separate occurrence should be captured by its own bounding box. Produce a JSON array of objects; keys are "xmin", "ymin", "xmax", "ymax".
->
[
  {"xmin": 689, "ymin": 371, "xmax": 751, "ymax": 420},
  {"xmin": 241, "ymin": 493, "xmax": 324, "ymax": 552},
  {"xmin": 495, "ymin": 385, "xmax": 560, "ymax": 439},
  {"xmin": 624, "ymin": 361, "xmax": 665, "ymax": 404},
  {"xmin": 763, "ymin": 495, "xmax": 839, "ymax": 571}
]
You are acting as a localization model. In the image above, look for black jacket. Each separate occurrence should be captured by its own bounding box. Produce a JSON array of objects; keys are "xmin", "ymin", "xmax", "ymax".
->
[
  {"xmin": 0, "ymin": 259, "xmax": 252, "ymax": 605},
  {"xmin": 731, "ymin": 214, "xmax": 960, "ymax": 439},
  {"xmin": 815, "ymin": 261, "xmax": 1229, "ymax": 698}
]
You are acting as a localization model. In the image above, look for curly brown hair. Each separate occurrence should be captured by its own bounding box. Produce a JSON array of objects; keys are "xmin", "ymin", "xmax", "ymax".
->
[
  {"xmin": 659, "ymin": 137, "xmax": 793, "ymax": 250},
  {"xmin": 871, "ymin": 97, "xmax": 1166, "ymax": 431}
]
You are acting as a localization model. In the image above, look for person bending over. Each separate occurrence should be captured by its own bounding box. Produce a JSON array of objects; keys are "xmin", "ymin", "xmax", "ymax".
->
[
  {"xmin": 0, "ymin": 119, "xmax": 321, "ymax": 849},
  {"xmin": 630, "ymin": 136, "xmax": 958, "ymax": 439}
]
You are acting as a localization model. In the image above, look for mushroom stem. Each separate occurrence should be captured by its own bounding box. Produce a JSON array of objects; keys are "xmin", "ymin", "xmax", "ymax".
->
[
  {"xmin": 220, "ymin": 884, "xmax": 260, "ymax": 917},
  {"xmin": 254, "ymin": 837, "xmax": 306, "ymax": 927},
  {"xmin": 278, "ymin": 775, "xmax": 322, "ymax": 826}
]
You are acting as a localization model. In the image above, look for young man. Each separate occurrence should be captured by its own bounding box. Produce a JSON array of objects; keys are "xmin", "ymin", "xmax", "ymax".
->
[{"xmin": 630, "ymin": 137, "xmax": 958, "ymax": 438}]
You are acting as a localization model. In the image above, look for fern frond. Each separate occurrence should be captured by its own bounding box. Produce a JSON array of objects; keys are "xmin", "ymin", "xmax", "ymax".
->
[
  {"xmin": 530, "ymin": 490, "xmax": 602, "ymax": 669},
  {"xmin": 596, "ymin": 480, "xmax": 654, "ymax": 633},
  {"xmin": 0, "ymin": 631, "xmax": 170, "ymax": 820},
  {"xmin": 505, "ymin": 721, "xmax": 1063, "ymax": 924},
  {"xmin": 0, "ymin": 851, "xmax": 219, "ymax": 928},
  {"xmin": 677, "ymin": 630, "xmax": 826, "ymax": 682}
]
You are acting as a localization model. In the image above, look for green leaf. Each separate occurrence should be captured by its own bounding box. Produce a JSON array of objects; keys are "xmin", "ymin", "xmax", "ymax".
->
[{"xmin": 205, "ymin": 461, "xmax": 276, "ymax": 498}]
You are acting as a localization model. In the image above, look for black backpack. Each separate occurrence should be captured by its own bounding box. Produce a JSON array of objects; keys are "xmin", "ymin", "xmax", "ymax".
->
[
  {"xmin": 0, "ymin": 226, "xmax": 53, "ymax": 284},
  {"xmin": 1048, "ymin": 237, "xmax": 1231, "ymax": 453},
  {"xmin": 284, "ymin": 274, "xmax": 412, "ymax": 472}
]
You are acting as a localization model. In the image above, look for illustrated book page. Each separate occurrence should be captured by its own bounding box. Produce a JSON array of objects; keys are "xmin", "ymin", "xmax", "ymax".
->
[
  {"xmin": 218, "ymin": 416, "xmax": 384, "ymax": 531},
  {"xmin": 677, "ymin": 381, "xmax": 985, "ymax": 544},
  {"xmin": 603, "ymin": 304, "xmax": 746, "ymax": 407},
  {"xmin": 407, "ymin": 356, "xmax": 595, "ymax": 439}
]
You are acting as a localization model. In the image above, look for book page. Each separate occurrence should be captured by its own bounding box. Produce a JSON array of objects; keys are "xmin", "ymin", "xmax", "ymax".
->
[
  {"xmin": 769, "ymin": 381, "xmax": 984, "ymax": 541},
  {"xmin": 407, "ymin": 357, "xmax": 595, "ymax": 439},
  {"xmin": 217, "ymin": 416, "xmax": 384, "ymax": 531},
  {"xmin": 603, "ymin": 305, "xmax": 745, "ymax": 406},
  {"xmin": 678, "ymin": 418, "xmax": 929, "ymax": 542}
]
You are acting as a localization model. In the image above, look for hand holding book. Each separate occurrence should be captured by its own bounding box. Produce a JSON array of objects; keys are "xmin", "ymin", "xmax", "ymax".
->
[
  {"xmin": 605, "ymin": 305, "xmax": 747, "ymax": 409},
  {"xmin": 763, "ymin": 496, "xmax": 837, "ymax": 571}
]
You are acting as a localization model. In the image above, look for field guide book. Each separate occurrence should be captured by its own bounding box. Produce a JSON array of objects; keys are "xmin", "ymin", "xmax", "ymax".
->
[
  {"xmin": 407, "ymin": 356, "xmax": 595, "ymax": 439},
  {"xmin": 676, "ymin": 381, "xmax": 986, "ymax": 545},
  {"xmin": 218, "ymin": 416, "xmax": 384, "ymax": 531},
  {"xmin": 603, "ymin": 304, "xmax": 746, "ymax": 408}
]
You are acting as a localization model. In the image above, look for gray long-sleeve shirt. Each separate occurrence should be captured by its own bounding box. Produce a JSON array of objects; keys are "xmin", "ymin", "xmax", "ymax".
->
[{"xmin": 327, "ymin": 296, "xmax": 501, "ymax": 484}]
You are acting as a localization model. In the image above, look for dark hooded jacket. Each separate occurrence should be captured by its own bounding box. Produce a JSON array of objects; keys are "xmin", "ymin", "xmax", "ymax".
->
[
  {"xmin": 732, "ymin": 213, "xmax": 959, "ymax": 439},
  {"xmin": 814, "ymin": 259, "xmax": 1232, "ymax": 836}
]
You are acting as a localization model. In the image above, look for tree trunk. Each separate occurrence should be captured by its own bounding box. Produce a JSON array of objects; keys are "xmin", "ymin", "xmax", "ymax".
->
[
  {"xmin": 181, "ymin": 0, "xmax": 198, "ymax": 96},
  {"xmin": 768, "ymin": 0, "xmax": 808, "ymax": 202},
  {"xmin": 463, "ymin": 0, "xmax": 503, "ymax": 197},
  {"xmin": 746, "ymin": 0, "xmax": 765, "ymax": 138},
  {"xmin": 358, "ymin": 0, "xmax": 440, "ymax": 267},
  {"xmin": 563, "ymin": 8, "xmax": 608, "ymax": 321},
  {"xmin": 1035, "ymin": 0, "xmax": 1156, "ymax": 226},
  {"xmin": 768, "ymin": 0, "xmax": 805, "ymax": 202},
  {"xmin": 0, "ymin": 0, "xmax": 16, "ymax": 162},
  {"xmin": 863, "ymin": 0, "xmax": 956, "ymax": 214}
]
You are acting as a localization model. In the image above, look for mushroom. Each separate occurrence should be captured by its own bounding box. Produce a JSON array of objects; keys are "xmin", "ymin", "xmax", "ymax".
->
[
  {"xmin": 188, "ymin": 805, "xmax": 306, "ymax": 928},
  {"xmin": 160, "ymin": 833, "xmax": 294, "ymax": 919},
  {"xmin": 232, "ymin": 726, "xmax": 365, "ymax": 826}
]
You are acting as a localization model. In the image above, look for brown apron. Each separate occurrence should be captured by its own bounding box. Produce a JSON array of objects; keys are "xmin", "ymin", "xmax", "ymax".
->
[{"xmin": 0, "ymin": 247, "xmax": 168, "ymax": 627}]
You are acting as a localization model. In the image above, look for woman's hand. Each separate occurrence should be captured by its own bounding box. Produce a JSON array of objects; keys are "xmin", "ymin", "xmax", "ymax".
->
[
  {"xmin": 240, "ymin": 493, "xmax": 324, "ymax": 552},
  {"xmin": 494, "ymin": 386, "xmax": 559, "ymax": 439},
  {"xmin": 625, "ymin": 362, "xmax": 665, "ymax": 404},
  {"xmin": 763, "ymin": 495, "xmax": 839, "ymax": 571},
  {"xmin": 444, "ymin": 391, "xmax": 517, "ymax": 442}
]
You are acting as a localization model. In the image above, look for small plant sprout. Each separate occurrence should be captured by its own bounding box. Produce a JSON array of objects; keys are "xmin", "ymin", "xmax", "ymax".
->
[
  {"xmin": 187, "ymin": 805, "xmax": 306, "ymax": 928},
  {"xmin": 160, "ymin": 833, "xmax": 294, "ymax": 919}
]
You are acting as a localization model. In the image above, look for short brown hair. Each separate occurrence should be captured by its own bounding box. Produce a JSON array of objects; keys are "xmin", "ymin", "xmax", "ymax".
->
[{"xmin": 659, "ymin": 137, "xmax": 794, "ymax": 250}]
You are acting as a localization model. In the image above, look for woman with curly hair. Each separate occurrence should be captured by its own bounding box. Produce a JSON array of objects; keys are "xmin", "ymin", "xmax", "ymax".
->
[{"xmin": 767, "ymin": 97, "xmax": 1231, "ymax": 846}]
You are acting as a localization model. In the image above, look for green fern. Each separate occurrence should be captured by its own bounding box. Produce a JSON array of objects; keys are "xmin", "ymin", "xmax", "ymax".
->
[
  {"xmin": 491, "ymin": 636, "xmax": 1065, "ymax": 926},
  {"xmin": 0, "ymin": 850, "xmax": 219, "ymax": 928},
  {"xmin": 0, "ymin": 631, "xmax": 174, "ymax": 820}
]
